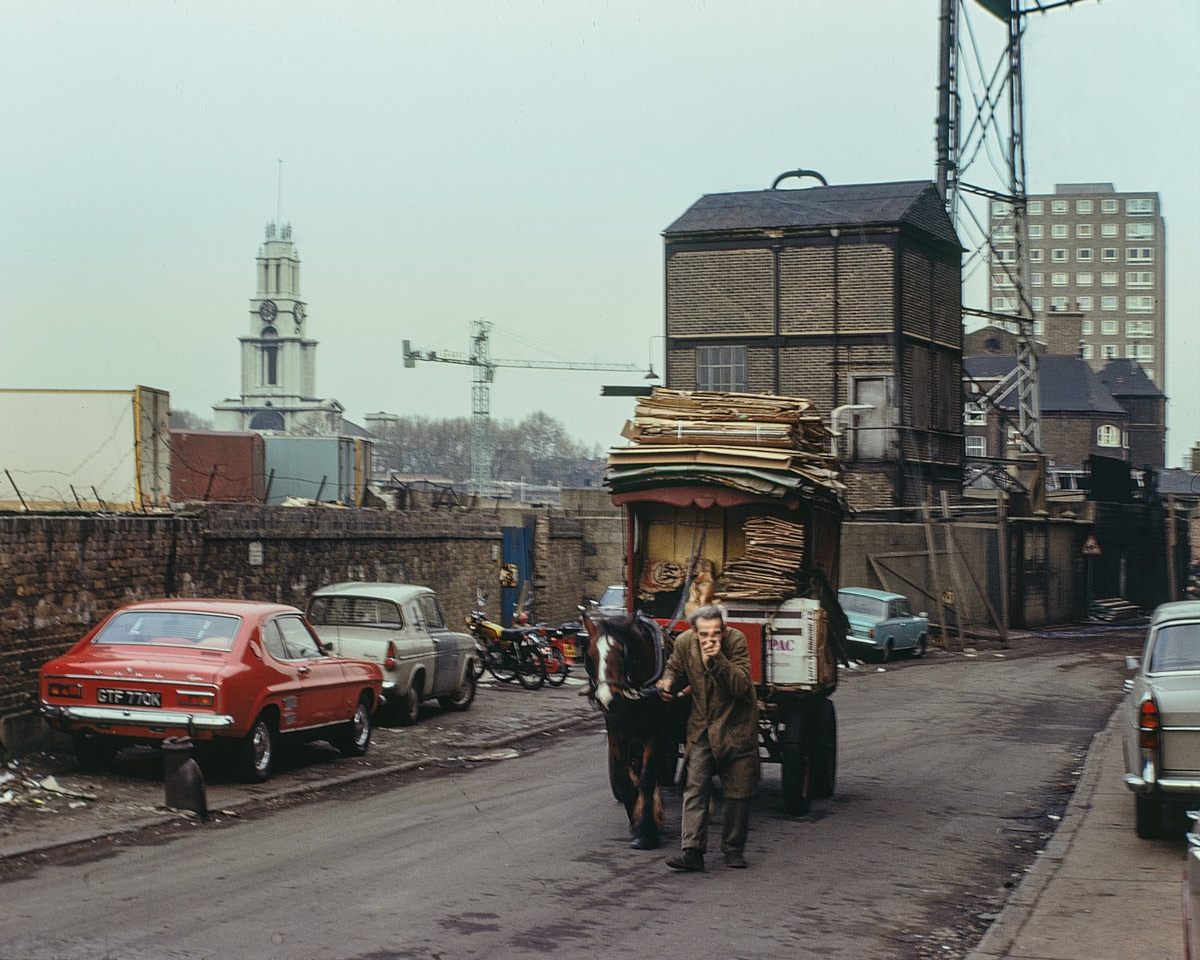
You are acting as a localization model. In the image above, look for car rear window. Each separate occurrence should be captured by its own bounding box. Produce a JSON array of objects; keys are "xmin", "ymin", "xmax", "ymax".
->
[
  {"xmin": 308, "ymin": 596, "xmax": 403, "ymax": 629},
  {"xmin": 1149, "ymin": 622, "xmax": 1200, "ymax": 672},
  {"xmin": 838, "ymin": 593, "xmax": 887, "ymax": 619},
  {"xmin": 92, "ymin": 612, "xmax": 241, "ymax": 651}
]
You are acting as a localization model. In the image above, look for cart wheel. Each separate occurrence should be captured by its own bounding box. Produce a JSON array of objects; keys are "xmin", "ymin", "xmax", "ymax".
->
[
  {"xmin": 780, "ymin": 711, "xmax": 813, "ymax": 816},
  {"xmin": 813, "ymin": 699, "xmax": 837, "ymax": 799}
]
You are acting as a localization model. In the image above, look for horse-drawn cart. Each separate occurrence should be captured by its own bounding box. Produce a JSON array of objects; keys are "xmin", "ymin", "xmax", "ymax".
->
[{"xmin": 606, "ymin": 388, "xmax": 847, "ymax": 817}]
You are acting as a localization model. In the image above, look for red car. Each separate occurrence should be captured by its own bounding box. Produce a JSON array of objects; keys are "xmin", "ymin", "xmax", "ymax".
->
[{"xmin": 39, "ymin": 599, "xmax": 384, "ymax": 783}]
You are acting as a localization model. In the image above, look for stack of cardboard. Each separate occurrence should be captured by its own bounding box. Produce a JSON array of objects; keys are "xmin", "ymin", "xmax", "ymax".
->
[
  {"xmin": 606, "ymin": 387, "xmax": 843, "ymax": 500},
  {"xmin": 720, "ymin": 517, "xmax": 806, "ymax": 600}
]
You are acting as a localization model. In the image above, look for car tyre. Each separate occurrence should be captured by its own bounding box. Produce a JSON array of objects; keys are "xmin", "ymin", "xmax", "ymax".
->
[
  {"xmin": 71, "ymin": 732, "xmax": 119, "ymax": 773},
  {"xmin": 1135, "ymin": 793, "xmax": 1166, "ymax": 839},
  {"xmin": 911, "ymin": 635, "xmax": 927, "ymax": 658},
  {"xmin": 438, "ymin": 668, "xmax": 477, "ymax": 712},
  {"xmin": 237, "ymin": 713, "xmax": 277, "ymax": 783},
  {"xmin": 397, "ymin": 680, "xmax": 422, "ymax": 726},
  {"xmin": 882, "ymin": 640, "xmax": 895, "ymax": 663},
  {"xmin": 334, "ymin": 695, "xmax": 373, "ymax": 757}
]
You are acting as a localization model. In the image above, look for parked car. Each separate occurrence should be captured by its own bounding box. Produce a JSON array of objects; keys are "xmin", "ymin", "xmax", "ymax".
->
[
  {"xmin": 837, "ymin": 588, "xmax": 929, "ymax": 661},
  {"xmin": 1186, "ymin": 812, "xmax": 1200, "ymax": 958},
  {"xmin": 307, "ymin": 582, "xmax": 476, "ymax": 724},
  {"xmin": 595, "ymin": 584, "xmax": 628, "ymax": 619},
  {"xmin": 1122, "ymin": 600, "xmax": 1200, "ymax": 838},
  {"xmin": 39, "ymin": 599, "xmax": 383, "ymax": 783}
]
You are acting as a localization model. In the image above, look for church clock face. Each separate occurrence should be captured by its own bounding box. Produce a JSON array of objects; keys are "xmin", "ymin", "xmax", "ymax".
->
[{"xmin": 259, "ymin": 299, "xmax": 277, "ymax": 323}]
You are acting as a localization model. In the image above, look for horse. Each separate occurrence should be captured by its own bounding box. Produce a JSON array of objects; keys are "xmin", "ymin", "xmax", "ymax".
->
[{"xmin": 583, "ymin": 612, "xmax": 685, "ymax": 850}]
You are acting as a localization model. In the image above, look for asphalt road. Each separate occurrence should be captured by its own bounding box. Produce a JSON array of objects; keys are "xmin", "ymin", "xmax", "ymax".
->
[{"xmin": 0, "ymin": 638, "xmax": 1134, "ymax": 960}]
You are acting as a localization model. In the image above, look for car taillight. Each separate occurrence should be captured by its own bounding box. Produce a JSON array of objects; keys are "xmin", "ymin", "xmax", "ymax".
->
[
  {"xmin": 384, "ymin": 641, "xmax": 397, "ymax": 671},
  {"xmin": 178, "ymin": 690, "xmax": 215, "ymax": 708},
  {"xmin": 47, "ymin": 681, "xmax": 83, "ymax": 699},
  {"xmin": 1139, "ymin": 698, "xmax": 1161, "ymax": 751}
]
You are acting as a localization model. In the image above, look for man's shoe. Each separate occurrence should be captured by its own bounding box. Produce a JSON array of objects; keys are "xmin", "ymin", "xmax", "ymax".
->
[
  {"xmin": 666, "ymin": 849, "xmax": 705, "ymax": 872},
  {"xmin": 723, "ymin": 850, "xmax": 748, "ymax": 869}
]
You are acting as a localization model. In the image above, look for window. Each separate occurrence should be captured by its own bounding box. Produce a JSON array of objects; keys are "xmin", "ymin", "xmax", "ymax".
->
[
  {"xmin": 1076, "ymin": 248, "xmax": 1093, "ymax": 262},
  {"xmin": 1032, "ymin": 319, "xmax": 1044, "ymax": 336},
  {"xmin": 416, "ymin": 594, "xmax": 446, "ymax": 630},
  {"xmin": 1101, "ymin": 248, "xmax": 1118, "ymax": 261},
  {"xmin": 995, "ymin": 249, "xmax": 1016, "ymax": 263},
  {"xmin": 993, "ymin": 224, "xmax": 1015, "ymax": 240},
  {"xmin": 1126, "ymin": 271, "xmax": 1153, "ymax": 288},
  {"xmin": 1075, "ymin": 223, "xmax": 1093, "ymax": 238},
  {"xmin": 1144, "ymin": 367, "xmax": 1154, "ymax": 381},
  {"xmin": 1101, "ymin": 224, "xmax": 1118, "ymax": 237},
  {"xmin": 1097, "ymin": 425, "xmax": 1121, "ymax": 447},
  {"xmin": 1101, "ymin": 272, "xmax": 1119, "ymax": 286},
  {"xmin": 1136, "ymin": 345, "xmax": 1153, "ymax": 360},
  {"xmin": 991, "ymin": 200, "xmax": 1013, "ymax": 217},
  {"xmin": 1126, "ymin": 222, "xmax": 1154, "ymax": 239},
  {"xmin": 1126, "ymin": 319, "xmax": 1153, "ymax": 337},
  {"xmin": 276, "ymin": 617, "xmax": 322, "ymax": 659},
  {"xmin": 1051, "ymin": 199, "xmax": 1069, "ymax": 214},
  {"xmin": 1126, "ymin": 247, "xmax": 1154, "ymax": 263},
  {"xmin": 1081, "ymin": 319, "xmax": 1093, "ymax": 334},
  {"xmin": 1028, "ymin": 224, "xmax": 1043, "ymax": 238},
  {"xmin": 1101, "ymin": 344, "xmax": 1118, "ymax": 360},
  {"xmin": 1030, "ymin": 272, "xmax": 1043, "ymax": 286},
  {"xmin": 1126, "ymin": 197, "xmax": 1154, "ymax": 215},
  {"xmin": 1050, "ymin": 296, "xmax": 1069, "ymax": 310},
  {"xmin": 1050, "ymin": 223, "xmax": 1068, "ymax": 239},
  {"xmin": 1101, "ymin": 296, "xmax": 1118, "ymax": 311},
  {"xmin": 1125, "ymin": 295, "xmax": 1154, "ymax": 312},
  {"xmin": 1101, "ymin": 198, "xmax": 1119, "ymax": 213},
  {"xmin": 1125, "ymin": 343, "xmax": 1138, "ymax": 359},
  {"xmin": 1076, "ymin": 272, "xmax": 1093, "ymax": 285},
  {"xmin": 1032, "ymin": 296, "xmax": 1044, "ymax": 311},
  {"xmin": 1076, "ymin": 199, "xmax": 1093, "ymax": 214},
  {"xmin": 1029, "ymin": 248, "xmax": 1043, "ymax": 263},
  {"xmin": 964, "ymin": 403, "xmax": 986, "ymax": 426},
  {"xmin": 965, "ymin": 436, "xmax": 987, "ymax": 457},
  {"xmin": 994, "ymin": 273, "xmax": 1015, "ymax": 287},
  {"xmin": 1051, "ymin": 272, "xmax": 1068, "ymax": 286},
  {"xmin": 696, "ymin": 345, "xmax": 746, "ymax": 392},
  {"xmin": 992, "ymin": 296, "xmax": 1018, "ymax": 313},
  {"xmin": 1102, "ymin": 319, "xmax": 1119, "ymax": 335},
  {"xmin": 1080, "ymin": 344, "xmax": 1093, "ymax": 359},
  {"xmin": 1028, "ymin": 200, "xmax": 1044, "ymax": 215},
  {"xmin": 1078, "ymin": 298, "xmax": 1093, "ymax": 312},
  {"xmin": 1052, "ymin": 248, "xmax": 1068, "ymax": 262}
]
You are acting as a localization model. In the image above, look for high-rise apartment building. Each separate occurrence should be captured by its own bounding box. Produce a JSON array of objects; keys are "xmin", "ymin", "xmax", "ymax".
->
[{"xmin": 988, "ymin": 183, "xmax": 1165, "ymax": 390}]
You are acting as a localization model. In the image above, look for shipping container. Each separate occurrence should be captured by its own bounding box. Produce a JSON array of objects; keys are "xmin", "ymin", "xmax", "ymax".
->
[
  {"xmin": 0, "ymin": 387, "xmax": 170, "ymax": 511},
  {"xmin": 169, "ymin": 430, "xmax": 266, "ymax": 503},
  {"xmin": 263, "ymin": 435, "xmax": 373, "ymax": 505}
]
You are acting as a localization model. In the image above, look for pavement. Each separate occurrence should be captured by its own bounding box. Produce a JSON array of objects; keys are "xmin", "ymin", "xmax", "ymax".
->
[
  {"xmin": 967, "ymin": 707, "xmax": 1186, "ymax": 960},
  {"xmin": 1, "ymin": 651, "xmax": 1188, "ymax": 959}
]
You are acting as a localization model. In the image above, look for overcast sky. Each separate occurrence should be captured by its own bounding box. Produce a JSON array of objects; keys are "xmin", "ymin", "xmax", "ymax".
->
[{"xmin": 3, "ymin": 1, "xmax": 1197, "ymax": 466}]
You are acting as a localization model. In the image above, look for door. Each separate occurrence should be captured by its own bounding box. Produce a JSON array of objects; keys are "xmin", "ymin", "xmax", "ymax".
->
[
  {"xmin": 417, "ymin": 594, "xmax": 458, "ymax": 696},
  {"xmin": 276, "ymin": 615, "xmax": 350, "ymax": 726},
  {"xmin": 501, "ymin": 524, "xmax": 534, "ymax": 627},
  {"xmin": 852, "ymin": 377, "xmax": 890, "ymax": 460}
]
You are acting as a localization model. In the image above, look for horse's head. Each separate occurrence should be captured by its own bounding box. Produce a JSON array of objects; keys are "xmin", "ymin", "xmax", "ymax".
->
[{"xmin": 584, "ymin": 613, "xmax": 665, "ymax": 712}]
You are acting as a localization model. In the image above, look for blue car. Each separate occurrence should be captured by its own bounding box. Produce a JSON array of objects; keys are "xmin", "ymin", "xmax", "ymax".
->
[{"xmin": 837, "ymin": 588, "xmax": 929, "ymax": 661}]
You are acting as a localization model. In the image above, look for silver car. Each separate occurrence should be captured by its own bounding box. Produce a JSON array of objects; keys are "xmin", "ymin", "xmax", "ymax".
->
[
  {"xmin": 308, "ymin": 583, "xmax": 477, "ymax": 724},
  {"xmin": 1123, "ymin": 600, "xmax": 1200, "ymax": 838}
]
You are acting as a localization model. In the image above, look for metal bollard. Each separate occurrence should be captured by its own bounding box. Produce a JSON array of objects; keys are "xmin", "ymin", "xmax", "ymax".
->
[{"xmin": 162, "ymin": 736, "xmax": 208, "ymax": 820}]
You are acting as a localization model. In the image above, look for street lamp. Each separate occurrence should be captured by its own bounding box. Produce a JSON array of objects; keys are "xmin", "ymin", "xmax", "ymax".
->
[
  {"xmin": 645, "ymin": 334, "xmax": 666, "ymax": 381},
  {"xmin": 829, "ymin": 403, "xmax": 874, "ymax": 457}
]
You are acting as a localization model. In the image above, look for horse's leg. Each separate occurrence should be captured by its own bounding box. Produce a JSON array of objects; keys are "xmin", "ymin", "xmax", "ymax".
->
[{"xmin": 629, "ymin": 740, "xmax": 662, "ymax": 850}]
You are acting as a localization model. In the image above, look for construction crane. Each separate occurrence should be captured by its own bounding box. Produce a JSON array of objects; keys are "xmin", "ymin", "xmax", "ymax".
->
[{"xmin": 403, "ymin": 320, "xmax": 648, "ymax": 495}]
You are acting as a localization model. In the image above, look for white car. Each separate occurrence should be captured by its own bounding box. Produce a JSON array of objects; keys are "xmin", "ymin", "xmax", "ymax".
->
[
  {"xmin": 1122, "ymin": 600, "xmax": 1200, "ymax": 838},
  {"xmin": 308, "ymin": 583, "xmax": 476, "ymax": 724}
]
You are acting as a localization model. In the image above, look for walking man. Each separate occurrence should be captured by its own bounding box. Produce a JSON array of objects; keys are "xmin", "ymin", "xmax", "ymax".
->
[{"xmin": 656, "ymin": 604, "xmax": 759, "ymax": 871}]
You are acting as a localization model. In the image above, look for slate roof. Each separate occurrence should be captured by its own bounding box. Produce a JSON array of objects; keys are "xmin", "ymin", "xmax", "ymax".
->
[
  {"xmin": 663, "ymin": 180, "xmax": 960, "ymax": 248},
  {"xmin": 1158, "ymin": 468, "xmax": 1200, "ymax": 497},
  {"xmin": 964, "ymin": 354, "xmax": 1126, "ymax": 414},
  {"xmin": 1097, "ymin": 359, "xmax": 1165, "ymax": 398}
]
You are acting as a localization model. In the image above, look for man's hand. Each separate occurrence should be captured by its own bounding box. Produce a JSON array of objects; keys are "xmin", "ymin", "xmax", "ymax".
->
[
  {"xmin": 695, "ymin": 617, "xmax": 724, "ymax": 664},
  {"xmin": 656, "ymin": 676, "xmax": 674, "ymax": 700}
]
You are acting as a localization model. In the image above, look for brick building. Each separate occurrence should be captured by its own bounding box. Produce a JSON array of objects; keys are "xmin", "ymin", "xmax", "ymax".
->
[
  {"xmin": 661, "ymin": 180, "xmax": 963, "ymax": 510},
  {"xmin": 1096, "ymin": 360, "xmax": 1166, "ymax": 470},
  {"xmin": 988, "ymin": 183, "xmax": 1165, "ymax": 389}
]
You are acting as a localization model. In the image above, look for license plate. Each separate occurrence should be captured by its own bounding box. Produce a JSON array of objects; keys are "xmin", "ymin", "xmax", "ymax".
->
[
  {"xmin": 561, "ymin": 642, "xmax": 576, "ymax": 658},
  {"xmin": 97, "ymin": 688, "xmax": 162, "ymax": 708}
]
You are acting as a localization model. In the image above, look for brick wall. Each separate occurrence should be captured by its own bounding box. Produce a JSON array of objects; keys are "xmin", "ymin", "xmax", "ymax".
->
[
  {"xmin": 0, "ymin": 502, "xmax": 594, "ymax": 752},
  {"xmin": 560, "ymin": 489, "xmax": 626, "ymax": 605},
  {"xmin": 666, "ymin": 249, "xmax": 773, "ymax": 336}
]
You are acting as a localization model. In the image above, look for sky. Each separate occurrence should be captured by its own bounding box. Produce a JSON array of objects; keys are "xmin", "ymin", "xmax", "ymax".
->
[{"xmin": 3, "ymin": 1, "xmax": 1198, "ymax": 466}]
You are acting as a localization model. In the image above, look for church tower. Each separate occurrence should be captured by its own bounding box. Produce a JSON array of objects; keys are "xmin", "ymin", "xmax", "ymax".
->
[{"xmin": 213, "ymin": 223, "xmax": 343, "ymax": 435}]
